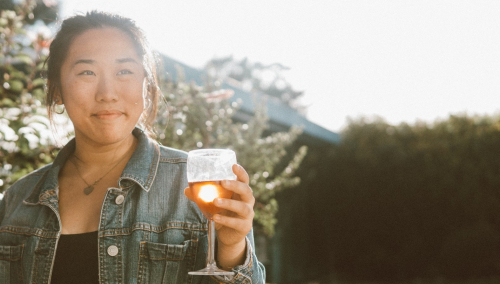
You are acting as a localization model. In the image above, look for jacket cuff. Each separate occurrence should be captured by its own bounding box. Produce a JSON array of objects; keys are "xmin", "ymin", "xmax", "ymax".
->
[{"xmin": 211, "ymin": 237, "xmax": 254, "ymax": 283}]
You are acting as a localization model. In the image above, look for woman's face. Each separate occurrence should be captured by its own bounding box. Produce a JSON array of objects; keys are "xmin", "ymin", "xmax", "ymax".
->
[{"xmin": 58, "ymin": 27, "xmax": 146, "ymax": 146}]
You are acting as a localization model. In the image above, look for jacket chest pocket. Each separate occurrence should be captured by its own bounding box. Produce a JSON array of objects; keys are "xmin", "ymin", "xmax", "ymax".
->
[
  {"xmin": 137, "ymin": 240, "xmax": 196, "ymax": 284},
  {"xmin": 0, "ymin": 244, "xmax": 24, "ymax": 284}
]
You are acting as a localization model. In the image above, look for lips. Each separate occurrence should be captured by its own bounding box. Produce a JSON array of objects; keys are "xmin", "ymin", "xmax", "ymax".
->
[{"xmin": 93, "ymin": 110, "xmax": 123, "ymax": 120}]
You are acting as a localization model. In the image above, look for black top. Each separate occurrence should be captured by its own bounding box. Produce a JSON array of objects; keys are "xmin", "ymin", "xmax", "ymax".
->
[{"xmin": 51, "ymin": 231, "xmax": 99, "ymax": 284}]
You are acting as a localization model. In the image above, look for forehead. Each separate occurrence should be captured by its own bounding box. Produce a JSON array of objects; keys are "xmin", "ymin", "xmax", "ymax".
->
[{"xmin": 65, "ymin": 27, "xmax": 141, "ymax": 62}]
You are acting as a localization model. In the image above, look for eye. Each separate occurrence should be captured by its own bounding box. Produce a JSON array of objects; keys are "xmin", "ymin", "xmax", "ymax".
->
[
  {"xmin": 78, "ymin": 70, "xmax": 95, "ymax": 76},
  {"xmin": 117, "ymin": 69, "xmax": 133, "ymax": 75}
]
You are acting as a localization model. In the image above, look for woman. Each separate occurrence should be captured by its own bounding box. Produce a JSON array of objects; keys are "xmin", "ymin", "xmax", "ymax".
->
[{"xmin": 0, "ymin": 11, "xmax": 265, "ymax": 283}]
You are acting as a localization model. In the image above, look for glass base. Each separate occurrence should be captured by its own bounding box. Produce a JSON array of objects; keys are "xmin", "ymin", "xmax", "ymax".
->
[{"xmin": 188, "ymin": 266, "xmax": 235, "ymax": 276}]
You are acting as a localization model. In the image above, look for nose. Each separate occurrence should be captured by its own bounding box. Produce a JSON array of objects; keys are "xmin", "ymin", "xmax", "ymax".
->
[{"xmin": 95, "ymin": 74, "xmax": 118, "ymax": 102}]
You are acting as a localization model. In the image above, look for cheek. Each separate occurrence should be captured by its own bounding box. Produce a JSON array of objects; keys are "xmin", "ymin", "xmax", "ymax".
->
[
  {"xmin": 61, "ymin": 80, "xmax": 94, "ymax": 105},
  {"xmin": 118, "ymin": 83, "xmax": 145, "ymax": 107}
]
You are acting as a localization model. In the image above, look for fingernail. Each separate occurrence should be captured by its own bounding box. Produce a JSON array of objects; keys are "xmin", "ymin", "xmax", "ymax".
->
[
  {"xmin": 213, "ymin": 215, "xmax": 220, "ymax": 221},
  {"xmin": 214, "ymin": 198, "xmax": 222, "ymax": 205},
  {"xmin": 223, "ymin": 180, "xmax": 230, "ymax": 186}
]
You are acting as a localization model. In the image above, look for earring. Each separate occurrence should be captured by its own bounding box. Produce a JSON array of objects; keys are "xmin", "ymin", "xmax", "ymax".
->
[
  {"xmin": 54, "ymin": 98, "xmax": 65, "ymax": 114},
  {"xmin": 55, "ymin": 105, "xmax": 65, "ymax": 114}
]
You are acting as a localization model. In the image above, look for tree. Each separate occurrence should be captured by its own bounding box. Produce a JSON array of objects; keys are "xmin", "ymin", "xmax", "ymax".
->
[
  {"xmin": 0, "ymin": 0, "xmax": 66, "ymax": 193},
  {"xmin": 205, "ymin": 56, "xmax": 306, "ymax": 114},
  {"xmin": 155, "ymin": 66, "xmax": 307, "ymax": 236},
  {"xmin": 325, "ymin": 115, "xmax": 500, "ymax": 281}
]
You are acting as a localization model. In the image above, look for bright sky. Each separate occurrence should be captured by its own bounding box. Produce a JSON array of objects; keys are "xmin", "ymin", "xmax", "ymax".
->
[{"xmin": 60, "ymin": 0, "xmax": 500, "ymax": 133}]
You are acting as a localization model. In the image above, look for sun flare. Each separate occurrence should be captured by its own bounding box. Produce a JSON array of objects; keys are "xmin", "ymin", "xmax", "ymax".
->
[{"xmin": 199, "ymin": 184, "xmax": 218, "ymax": 202}]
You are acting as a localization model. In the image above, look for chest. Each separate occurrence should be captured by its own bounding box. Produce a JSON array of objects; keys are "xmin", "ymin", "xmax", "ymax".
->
[
  {"xmin": 1, "ymin": 176, "xmax": 208, "ymax": 283},
  {"xmin": 1, "ymin": 208, "xmax": 205, "ymax": 284},
  {"xmin": 57, "ymin": 174, "xmax": 122, "ymax": 234}
]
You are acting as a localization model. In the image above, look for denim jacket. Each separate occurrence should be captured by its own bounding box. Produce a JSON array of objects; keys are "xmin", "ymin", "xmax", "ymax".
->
[{"xmin": 0, "ymin": 128, "xmax": 265, "ymax": 283}]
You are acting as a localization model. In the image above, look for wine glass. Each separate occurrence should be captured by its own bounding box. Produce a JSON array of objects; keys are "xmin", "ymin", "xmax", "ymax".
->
[{"xmin": 187, "ymin": 149, "xmax": 237, "ymax": 276}]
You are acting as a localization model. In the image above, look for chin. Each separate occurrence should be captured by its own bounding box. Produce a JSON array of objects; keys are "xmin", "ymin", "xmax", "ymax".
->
[
  {"xmin": 102, "ymin": 128, "xmax": 134, "ymax": 140},
  {"xmin": 79, "ymin": 125, "xmax": 136, "ymax": 145}
]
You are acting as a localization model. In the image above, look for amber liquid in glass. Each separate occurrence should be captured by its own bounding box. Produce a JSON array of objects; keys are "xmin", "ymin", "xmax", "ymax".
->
[{"xmin": 189, "ymin": 181, "xmax": 233, "ymax": 219}]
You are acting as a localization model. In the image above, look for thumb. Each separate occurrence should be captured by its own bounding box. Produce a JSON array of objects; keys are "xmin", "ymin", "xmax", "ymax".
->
[{"xmin": 184, "ymin": 187, "xmax": 195, "ymax": 202}]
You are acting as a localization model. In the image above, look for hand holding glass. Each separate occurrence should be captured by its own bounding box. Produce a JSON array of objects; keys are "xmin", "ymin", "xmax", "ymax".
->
[{"xmin": 187, "ymin": 149, "xmax": 237, "ymax": 276}]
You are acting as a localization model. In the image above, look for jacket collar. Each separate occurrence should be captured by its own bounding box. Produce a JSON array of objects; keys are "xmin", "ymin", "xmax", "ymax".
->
[
  {"xmin": 118, "ymin": 128, "xmax": 160, "ymax": 192},
  {"xmin": 24, "ymin": 127, "xmax": 160, "ymax": 204}
]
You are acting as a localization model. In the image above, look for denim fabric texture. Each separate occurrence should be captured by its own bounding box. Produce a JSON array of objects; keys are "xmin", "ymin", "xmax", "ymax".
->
[{"xmin": 0, "ymin": 128, "xmax": 265, "ymax": 283}]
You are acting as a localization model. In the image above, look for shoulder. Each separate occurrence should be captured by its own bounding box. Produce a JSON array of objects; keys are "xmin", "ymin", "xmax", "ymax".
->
[
  {"xmin": 2, "ymin": 163, "xmax": 52, "ymax": 203},
  {"xmin": 157, "ymin": 145, "xmax": 187, "ymax": 164},
  {"xmin": 6, "ymin": 163, "xmax": 52, "ymax": 191}
]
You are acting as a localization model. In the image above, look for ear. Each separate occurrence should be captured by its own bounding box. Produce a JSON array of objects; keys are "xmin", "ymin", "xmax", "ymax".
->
[
  {"xmin": 55, "ymin": 95, "xmax": 64, "ymax": 105},
  {"xmin": 48, "ymin": 80, "xmax": 64, "ymax": 105}
]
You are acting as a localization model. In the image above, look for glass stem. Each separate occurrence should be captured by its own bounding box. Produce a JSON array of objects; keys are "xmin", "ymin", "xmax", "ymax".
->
[{"xmin": 207, "ymin": 220, "xmax": 217, "ymax": 268}]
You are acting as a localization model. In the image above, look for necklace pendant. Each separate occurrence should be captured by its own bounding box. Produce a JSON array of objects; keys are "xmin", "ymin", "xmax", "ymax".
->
[{"xmin": 83, "ymin": 185, "xmax": 94, "ymax": 195}]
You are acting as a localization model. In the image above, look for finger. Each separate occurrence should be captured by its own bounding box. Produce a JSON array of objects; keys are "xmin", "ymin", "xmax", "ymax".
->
[
  {"xmin": 221, "ymin": 180, "xmax": 255, "ymax": 204},
  {"xmin": 215, "ymin": 198, "xmax": 254, "ymax": 219},
  {"xmin": 213, "ymin": 214, "xmax": 253, "ymax": 232},
  {"xmin": 233, "ymin": 164, "xmax": 249, "ymax": 184},
  {"xmin": 184, "ymin": 187, "xmax": 195, "ymax": 202}
]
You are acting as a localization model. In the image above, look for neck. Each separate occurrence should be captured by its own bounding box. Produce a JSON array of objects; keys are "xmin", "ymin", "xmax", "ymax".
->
[{"xmin": 72, "ymin": 132, "xmax": 138, "ymax": 168}]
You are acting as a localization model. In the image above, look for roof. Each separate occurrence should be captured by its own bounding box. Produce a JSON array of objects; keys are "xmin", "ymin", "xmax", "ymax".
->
[{"xmin": 160, "ymin": 55, "xmax": 340, "ymax": 145}]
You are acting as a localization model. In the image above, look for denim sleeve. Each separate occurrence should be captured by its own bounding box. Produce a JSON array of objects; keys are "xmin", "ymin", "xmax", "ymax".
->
[
  {"xmin": 208, "ymin": 229, "xmax": 266, "ymax": 284},
  {"xmin": 0, "ymin": 190, "xmax": 7, "ymax": 224}
]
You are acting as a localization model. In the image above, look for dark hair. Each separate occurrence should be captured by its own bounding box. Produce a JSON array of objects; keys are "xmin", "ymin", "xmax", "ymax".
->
[{"xmin": 46, "ymin": 11, "xmax": 160, "ymax": 138}]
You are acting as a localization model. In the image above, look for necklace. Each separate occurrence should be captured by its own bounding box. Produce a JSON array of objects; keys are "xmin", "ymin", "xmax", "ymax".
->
[{"xmin": 69, "ymin": 153, "xmax": 129, "ymax": 195}]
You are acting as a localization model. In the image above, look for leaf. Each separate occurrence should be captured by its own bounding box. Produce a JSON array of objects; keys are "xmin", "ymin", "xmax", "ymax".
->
[
  {"xmin": 0, "ymin": 98, "xmax": 15, "ymax": 107},
  {"xmin": 14, "ymin": 53, "xmax": 33, "ymax": 65},
  {"xmin": 32, "ymin": 78, "xmax": 45, "ymax": 88},
  {"xmin": 6, "ymin": 80, "xmax": 24, "ymax": 94}
]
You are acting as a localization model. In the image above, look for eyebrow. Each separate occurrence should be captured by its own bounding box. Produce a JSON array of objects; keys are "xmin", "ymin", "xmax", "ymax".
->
[
  {"xmin": 116, "ymin": 58, "xmax": 139, "ymax": 64},
  {"xmin": 74, "ymin": 59, "xmax": 94, "ymax": 66},
  {"xmin": 72, "ymin": 58, "xmax": 139, "ymax": 66}
]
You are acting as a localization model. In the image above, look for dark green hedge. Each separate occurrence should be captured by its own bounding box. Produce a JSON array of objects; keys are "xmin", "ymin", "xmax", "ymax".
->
[{"xmin": 326, "ymin": 115, "xmax": 500, "ymax": 281}]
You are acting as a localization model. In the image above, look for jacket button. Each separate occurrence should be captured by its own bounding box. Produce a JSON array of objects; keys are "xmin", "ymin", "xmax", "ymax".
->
[
  {"xmin": 115, "ymin": 195, "xmax": 125, "ymax": 205},
  {"xmin": 107, "ymin": 245, "xmax": 119, "ymax": 256}
]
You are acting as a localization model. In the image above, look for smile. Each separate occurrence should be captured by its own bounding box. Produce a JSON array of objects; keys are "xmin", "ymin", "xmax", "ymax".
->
[{"xmin": 93, "ymin": 110, "xmax": 123, "ymax": 120}]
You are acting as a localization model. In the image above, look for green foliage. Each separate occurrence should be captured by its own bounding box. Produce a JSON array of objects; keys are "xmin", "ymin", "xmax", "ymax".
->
[
  {"xmin": 326, "ymin": 115, "xmax": 500, "ymax": 281},
  {"xmin": 156, "ymin": 73, "xmax": 307, "ymax": 236},
  {"xmin": 0, "ymin": 1, "xmax": 61, "ymax": 192}
]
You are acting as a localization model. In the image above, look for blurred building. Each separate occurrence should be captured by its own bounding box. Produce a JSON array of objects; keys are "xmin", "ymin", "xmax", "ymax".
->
[
  {"xmin": 161, "ymin": 55, "xmax": 339, "ymax": 283},
  {"xmin": 161, "ymin": 55, "xmax": 338, "ymax": 145}
]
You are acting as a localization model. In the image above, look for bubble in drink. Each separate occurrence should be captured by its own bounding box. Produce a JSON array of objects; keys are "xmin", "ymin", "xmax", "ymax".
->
[{"xmin": 189, "ymin": 181, "xmax": 233, "ymax": 219}]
